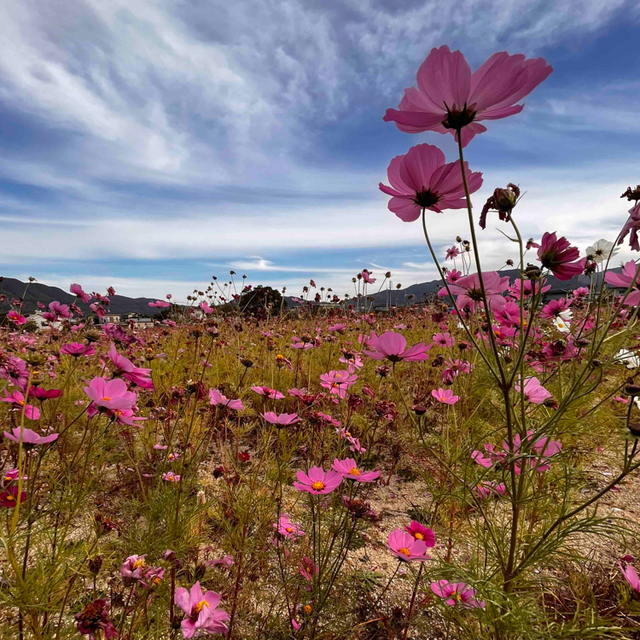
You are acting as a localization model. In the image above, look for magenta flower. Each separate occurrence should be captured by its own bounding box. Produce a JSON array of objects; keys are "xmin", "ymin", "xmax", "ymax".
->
[
  {"xmin": 430, "ymin": 580, "xmax": 485, "ymax": 608},
  {"xmin": 361, "ymin": 270, "xmax": 376, "ymax": 284},
  {"xmin": 2, "ymin": 390, "xmax": 40, "ymax": 420},
  {"xmin": 163, "ymin": 472, "xmax": 181, "ymax": 483},
  {"xmin": 475, "ymin": 481, "xmax": 507, "ymax": 499},
  {"xmin": 605, "ymin": 261, "xmax": 640, "ymax": 306},
  {"xmin": 4, "ymin": 427, "xmax": 58, "ymax": 446},
  {"xmin": 319, "ymin": 370, "xmax": 358, "ymax": 398},
  {"xmin": 619, "ymin": 203, "xmax": 640, "ymax": 252},
  {"xmin": 331, "ymin": 458, "xmax": 380, "ymax": 483},
  {"xmin": 431, "ymin": 388, "xmax": 459, "ymax": 405},
  {"xmin": 108, "ymin": 344, "xmax": 154, "ymax": 389},
  {"xmin": 199, "ymin": 301, "xmax": 214, "ymax": 314},
  {"xmin": 149, "ymin": 300, "xmax": 170, "ymax": 308},
  {"xmin": 537, "ymin": 232, "xmax": 584, "ymax": 280},
  {"xmin": 7, "ymin": 310, "xmax": 27, "ymax": 325},
  {"xmin": 209, "ymin": 388, "xmax": 244, "ymax": 411},
  {"xmin": 383, "ymin": 45, "xmax": 552, "ymax": 146},
  {"xmin": 445, "ymin": 246, "xmax": 460, "ymax": 260},
  {"xmin": 274, "ymin": 515, "xmax": 305, "ymax": 539},
  {"xmin": 174, "ymin": 581, "xmax": 229, "ymax": 638},
  {"xmin": 294, "ymin": 466, "xmax": 343, "ymax": 495},
  {"xmin": 251, "ymin": 385, "xmax": 285, "ymax": 400},
  {"xmin": 0, "ymin": 485, "xmax": 27, "ymax": 509},
  {"xmin": 433, "ymin": 332, "xmax": 455, "ymax": 347},
  {"xmin": 388, "ymin": 528, "xmax": 431, "ymax": 562},
  {"xmin": 262, "ymin": 412, "xmax": 301, "ymax": 427},
  {"xmin": 515, "ymin": 377, "xmax": 552, "ymax": 404},
  {"xmin": 70, "ymin": 283, "xmax": 92, "ymax": 303},
  {"xmin": 438, "ymin": 271, "xmax": 509, "ymax": 313},
  {"xmin": 363, "ymin": 331, "xmax": 431, "ymax": 362},
  {"xmin": 379, "ymin": 143, "xmax": 482, "ymax": 222},
  {"xmin": 61, "ymin": 342, "xmax": 96, "ymax": 358},
  {"xmin": 620, "ymin": 562, "xmax": 640, "ymax": 594},
  {"xmin": 404, "ymin": 521, "xmax": 436, "ymax": 547},
  {"xmin": 49, "ymin": 300, "xmax": 72, "ymax": 319},
  {"xmin": 75, "ymin": 598, "xmax": 118, "ymax": 639},
  {"xmin": 84, "ymin": 377, "xmax": 137, "ymax": 412},
  {"xmin": 121, "ymin": 554, "xmax": 148, "ymax": 583}
]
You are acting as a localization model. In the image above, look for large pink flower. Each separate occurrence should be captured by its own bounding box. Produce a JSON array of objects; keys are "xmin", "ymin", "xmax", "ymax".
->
[
  {"xmin": 605, "ymin": 261, "xmax": 640, "ymax": 306},
  {"xmin": 108, "ymin": 344, "xmax": 154, "ymax": 390},
  {"xmin": 379, "ymin": 144, "xmax": 482, "ymax": 222},
  {"xmin": 294, "ymin": 466, "xmax": 343, "ymax": 495},
  {"xmin": 363, "ymin": 331, "xmax": 431, "ymax": 362},
  {"xmin": 84, "ymin": 377, "xmax": 137, "ymax": 412},
  {"xmin": 383, "ymin": 45, "xmax": 552, "ymax": 147},
  {"xmin": 515, "ymin": 377, "xmax": 552, "ymax": 404},
  {"xmin": 537, "ymin": 233, "xmax": 584, "ymax": 281},
  {"xmin": 4, "ymin": 427, "xmax": 58, "ymax": 446},
  {"xmin": 388, "ymin": 529, "xmax": 431, "ymax": 562},
  {"xmin": 437, "ymin": 272, "xmax": 509, "ymax": 313},
  {"xmin": 174, "ymin": 581, "xmax": 229, "ymax": 638}
]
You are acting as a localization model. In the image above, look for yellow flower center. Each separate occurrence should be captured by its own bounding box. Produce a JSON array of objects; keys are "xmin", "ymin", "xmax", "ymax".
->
[
  {"xmin": 311, "ymin": 481, "xmax": 325, "ymax": 491},
  {"xmin": 304, "ymin": 605, "xmax": 312, "ymax": 615},
  {"xmin": 399, "ymin": 547, "xmax": 410, "ymax": 556},
  {"xmin": 286, "ymin": 527, "xmax": 293, "ymax": 533},
  {"xmin": 103, "ymin": 396, "xmax": 111, "ymax": 402},
  {"xmin": 194, "ymin": 600, "xmax": 209, "ymax": 614},
  {"xmin": 6, "ymin": 494, "xmax": 14, "ymax": 501},
  {"xmin": 414, "ymin": 532, "xmax": 424, "ymax": 540},
  {"xmin": 348, "ymin": 467, "xmax": 360, "ymax": 476},
  {"xmin": 133, "ymin": 559, "xmax": 145, "ymax": 569},
  {"xmin": 18, "ymin": 400, "xmax": 24, "ymax": 406}
]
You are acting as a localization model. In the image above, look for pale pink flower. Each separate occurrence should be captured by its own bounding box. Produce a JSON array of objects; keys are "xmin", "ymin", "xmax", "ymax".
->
[
  {"xmin": 605, "ymin": 261, "xmax": 640, "ymax": 306},
  {"xmin": 174, "ymin": 582, "xmax": 229, "ymax": 638},
  {"xmin": 515, "ymin": 377, "xmax": 552, "ymax": 404},
  {"xmin": 430, "ymin": 580, "xmax": 485, "ymax": 608},
  {"xmin": 84, "ymin": 377, "xmax": 137, "ymax": 412},
  {"xmin": 431, "ymin": 388, "xmax": 459, "ymax": 405},
  {"xmin": 251, "ymin": 386, "xmax": 285, "ymax": 400},
  {"xmin": 331, "ymin": 458, "xmax": 380, "ymax": 483},
  {"xmin": 438, "ymin": 272, "xmax": 509, "ymax": 313},
  {"xmin": 363, "ymin": 331, "xmax": 431, "ymax": 362},
  {"xmin": 620, "ymin": 563, "xmax": 640, "ymax": 594},
  {"xmin": 274, "ymin": 515, "xmax": 305, "ymax": 539},
  {"xmin": 262, "ymin": 412, "xmax": 301, "ymax": 427},
  {"xmin": 209, "ymin": 388, "xmax": 244, "ymax": 411}
]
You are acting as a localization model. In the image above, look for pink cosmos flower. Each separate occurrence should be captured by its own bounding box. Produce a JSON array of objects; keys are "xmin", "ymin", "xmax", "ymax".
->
[
  {"xmin": 620, "ymin": 563, "xmax": 640, "ymax": 594},
  {"xmin": 262, "ymin": 412, "xmax": 301, "ymax": 427},
  {"xmin": 404, "ymin": 521, "xmax": 436, "ymax": 547},
  {"xmin": 431, "ymin": 388, "xmax": 459, "ymax": 405},
  {"xmin": 383, "ymin": 45, "xmax": 552, "ymax": 146},
  {"xmin": 61, "ymin": 342, "xmax": 96, "ymax": 358},
  {"xmin": 388, "ymin": 528, "xmax": 431, "ymax": 562},
  {"xmin": 329, "ymin": 322, "xmax": 347, "ymax": 332},
  {"xmin": 363, "ymin": 331, "xmax": 431, "ymax": 362},
  {"xmin": 28, "ymin": 387, "xmax": 63, "ymax": 401},
  {"xmin": 605, "ymin": 261, "xmax": 640, "ymax": 306},
  {"xmin": 174, "ymin": 582, "xmax": 229, "ymax": 638},
  {"xmin": 163, "ymin": 472, "xmax": 181, "ymax": 483},
  {"xmin": 515, "ymin": 377, "xmax": 552, "ymax": 404},
  {"xmin": 251, "ymin": 386, "xmax": 285, "ymax": 400},
  {"xmin": 121, "ymin": 555, "xmax": 149, "ymax": 583},
  {"xmin": 361, "ymin": 270, "xmax": 376, "ymax": 284},
  {"xmin": 319, "ymin": 370, "xmax": 358, "ymax": 398},
  {"xmin": 438, "ymin": 271, "xmax": 509, "ymax": 313},
  {"xmin": 447, "ymin": 269, "xmax": 462, "ymax": 284},
  {"xmin": 108, "ymin": 344, "xmax": 154, "ymax": 389},
  {"xmin": 445, "ymin": 246, "xmax": 460, "ymax": 261},
  {"xmin": 0, "ymin": 485, "xmax": 28, "ymax": 509},
  {"xmin": 508, "ymin": 279, "xmax": 551, "ymax": 300},
  {"xmin": 4, "ymin": 427, "xmax": 58, "ymax": 446},
  {"xmin": 49, "ymin": 300, "xmax": 72, "ymax": 319},
  {"xmin": 199, "ymin": 301, "xmax": 214, "ymax": 314},
  {"xmin": 2, "ymin": 390, "xmax": 40, "ymax": 420},
  {"xmin": 274, "ymin": 515, "xmax": 305, "ymax": 539},
  {"xmin": 537, "ymin": 232, "xmax": 584, "ymax": 280},
  {"xmin": 474, "ymin": 481, "xmax": 507, "ymax": 499},
  {"xmin": 84, "ymin": 377, "xmax": 137, "ymax": 412},
  {"xmin": 379, "ymin": 143, "xmax": 482, "ymax": 222},
  {"xmin": 331, "ymin": 458, "xmax": 380, "ymax": 483},
  {"xmin": 209, "ymin": 389, "xmax": 244, "ymax": 411},
  {"xmin": 294, "ymin": 466, "xmax": 343, "ymax": 495},
  {"xmin": 7, "ymin": 310, "xmax": 27, "ymax": 325},
  {"xmin": 433, "ymin": 332, "xmax": 455, "ymax": 347},
  {"xmin": 430, "ymin": 580, "xmax": 485, "ymax": 608},
  {"xmin": 149, "ymin": 300, "xmax": 170, "ymax": 308},
  {"xmin": 619, "ymin": 203, "xmax": 640, "ymax": 252},
  {"xmin": 70, "ymin": 283, "xmax": 92, "ymax": 303}
]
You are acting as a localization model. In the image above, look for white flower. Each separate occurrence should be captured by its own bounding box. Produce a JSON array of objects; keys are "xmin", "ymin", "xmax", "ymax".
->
[
  {"xmin": 585, "ymin": 239, "xmax": 618, "ymax": 264},
  {"xmin": 558, "ymin": 308, "xmax": 573, "ymax": 322},
  {"xmin": 553, "ymin": 317, "xmax": 570, "ymax": 333},
  {"xmin": 615, "ymin": 348, "xmax": 640, "ymax": 370}
]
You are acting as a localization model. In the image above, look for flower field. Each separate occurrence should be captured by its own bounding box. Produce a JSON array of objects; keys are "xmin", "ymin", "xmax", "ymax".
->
[{"xmin": 2, "ymin": 44, "xmax": 640, "ymax": 640}]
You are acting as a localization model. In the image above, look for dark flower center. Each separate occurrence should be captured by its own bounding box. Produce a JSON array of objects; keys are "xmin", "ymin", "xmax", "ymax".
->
[
  {"xmin": 442, "ymin": 104, "xmax": 477, "ymax": 130},
  {"xmin": 413, "ymin": 189, "xmax": 440, "ymax": 208},
  {"xmin": 467, "ymin": 287, "xmax": 484, "ymax": 301}
]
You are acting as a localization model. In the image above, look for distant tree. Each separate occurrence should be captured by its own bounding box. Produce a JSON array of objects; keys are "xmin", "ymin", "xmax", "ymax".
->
[{"xmin": 240, "ymin": 286, "xmax": 284, "ymax": 318}]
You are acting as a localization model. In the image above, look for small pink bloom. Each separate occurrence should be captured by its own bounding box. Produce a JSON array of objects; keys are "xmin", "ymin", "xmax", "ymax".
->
[
  {"xmin": 388, "ymin": 528, "xmax": 431, "ymax": 562},
  {"xmin": 209, "ymin": 388, "xmax": 244, "ymax": 411},
  {"xmin": 174, "ymin": 581, "xmax": 229, "ymax": 638},
  {"xmin": 7, "ymin": 310, "xmax": 27, "ymax": 325},
  {"xmin": 515, "ymin": 377, "xmax": 552, "ymax": 404},
  {"xmin": 274, "ymin": 515, "xmax": 305, "ymax": 539},
  {"xmin": 404, "ymin": 521, "xmax": 436, "ymax": 546},
  {"xmin": 620, "ymin": 563, "xmax": 640, "ymax": 594},
  {"xmin": 331, "ymin": 458, "xmax": 380, "ymax": 483},
  {"xmin": 70, "ymin": 283, "xmax": 92, "ymax": 303},
  {"xmin": 294, "ymin": 466, "xmax": 343, "ymax": 495},
  {"xmin": 251, "ymin": 386, "xmax": 285, "ymax": 400},
  {"xmin": 431, "ymin": 580, "xmax": 485, "ymax": 608},
  {"xmin": 364, "ymin": 331, "xmax": 431, "ymax": 362},
  {"xmin": 262, "ymin": 412, "xmax": 301, "ymax": 427},
  {"xmin": 537, "ymin": 232, "xmax": 584, "ymax": 281},
  {"xmin": 431, "ymin": 388, "xmax": 459, "ymax": 405},
  {"xmin": 3, "ymin": 426, "xmax": 58, "ymax": 446}
]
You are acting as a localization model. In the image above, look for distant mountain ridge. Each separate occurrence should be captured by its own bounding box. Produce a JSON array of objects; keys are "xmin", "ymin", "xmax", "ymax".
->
[{"xmin": 0, "ymin": 277, "xmax": 163, "ymax": 316}]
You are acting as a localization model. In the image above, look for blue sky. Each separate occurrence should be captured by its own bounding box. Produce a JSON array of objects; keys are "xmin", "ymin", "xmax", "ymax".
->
[{"xmin": 1, "ymin": 0, "xmax": 639, "ymax": 300}]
